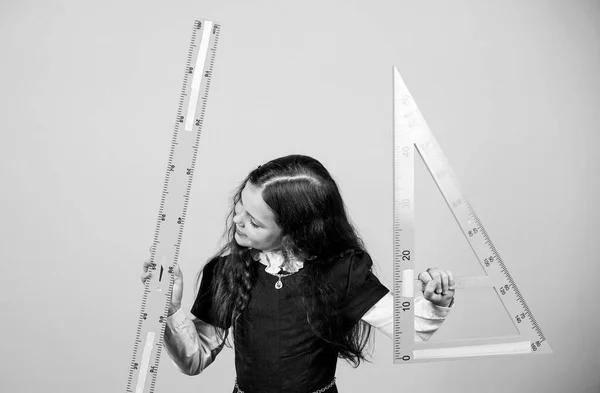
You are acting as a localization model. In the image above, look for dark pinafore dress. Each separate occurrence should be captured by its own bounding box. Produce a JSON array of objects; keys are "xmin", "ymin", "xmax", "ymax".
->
[{"xmin": 190, "ymin": 248, "xmax": 390, "ymax": 393}]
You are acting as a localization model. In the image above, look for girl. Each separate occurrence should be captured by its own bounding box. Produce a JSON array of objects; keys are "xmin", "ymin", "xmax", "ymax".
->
[{"xmin": 141, "ymin": 154, "xmax": 456, "ymax": 393}]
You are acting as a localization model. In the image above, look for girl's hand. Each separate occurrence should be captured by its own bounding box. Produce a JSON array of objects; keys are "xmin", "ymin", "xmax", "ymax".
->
[
  {"xmin": 418, "ymin": 268, "xmax": 455, "ymax": 308},
  {"xmin": 141, "ymin": 247, "xmax": 184, "ymax": 316}
]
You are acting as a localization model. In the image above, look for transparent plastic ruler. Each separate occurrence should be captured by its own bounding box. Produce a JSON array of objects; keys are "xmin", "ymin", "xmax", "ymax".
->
[
  {"xmin": 125, "ymin": 19, "xmax": 221, "ymax": 392},
  {"xmin": 392, "ymin": 66, "xmax": 552, "ymax": 363}
]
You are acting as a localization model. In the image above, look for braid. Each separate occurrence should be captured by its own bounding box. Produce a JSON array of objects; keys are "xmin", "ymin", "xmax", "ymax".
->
[{"xmin": 233, "ymin": 255, "xmax": 253, "ymax": 320}]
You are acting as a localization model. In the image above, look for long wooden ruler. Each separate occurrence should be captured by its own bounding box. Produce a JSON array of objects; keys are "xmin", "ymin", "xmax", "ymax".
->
[
  {"xmin": 125, "ymin": 19, "xmax": 221, "ymax": 392},
  {"xmin": 392, "ymin": 66, "xmax": 552, "ymax": 363}
]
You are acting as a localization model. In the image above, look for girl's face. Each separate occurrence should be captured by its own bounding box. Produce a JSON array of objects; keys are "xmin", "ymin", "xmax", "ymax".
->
[{"xmin": 233, "ymin": 183, "xmax": 283, "ymax": 252}]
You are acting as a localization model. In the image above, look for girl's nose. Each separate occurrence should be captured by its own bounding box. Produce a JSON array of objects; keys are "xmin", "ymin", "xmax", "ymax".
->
[{"xmin": 233, "ymin": 212, "xmax": 243, "ymax": 224}]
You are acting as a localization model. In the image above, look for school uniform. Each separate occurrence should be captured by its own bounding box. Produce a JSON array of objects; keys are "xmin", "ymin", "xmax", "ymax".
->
[{"xmin": 163, "ymin": 248, "xmax": 454, "ymax": 393}]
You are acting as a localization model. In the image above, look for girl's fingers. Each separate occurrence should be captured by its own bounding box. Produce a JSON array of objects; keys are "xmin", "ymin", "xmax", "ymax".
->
[
  {"xmin": 424, "ymin": 279, "xmax": 438, "ymax": 296},
  {"xmin": 143, "ymin": 258, "xmax": 154, "ymax": 272},
  {"xmin": 141, "ymin": 271, "xmax": 152, "ymax": 283},
  {"xmin": 141, "ymin": 249, "xmax": 155, "ymax": 283},
  {"xmin": 426, "ymin": 268, "xmax": 442, "ymax": 293},
  {"xmin": 439, "ymin": 271, "xmax": 449, "ymax": 295},
  {"xmin": 425, "ymin": 268, "xmax": 456, "ymax": 295},
  {"xmin": 418, "ymin": 270, "xmax": 436, "ymax": 292},
  {"xmin": 417, "ymin": 270, "xmax": 432, "ymax": 284}
]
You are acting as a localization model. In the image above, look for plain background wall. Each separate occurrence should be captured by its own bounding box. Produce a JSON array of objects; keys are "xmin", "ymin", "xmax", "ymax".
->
[{"xmin": 1, "ymin": 0, "xmax": 598, "ymax": 392}]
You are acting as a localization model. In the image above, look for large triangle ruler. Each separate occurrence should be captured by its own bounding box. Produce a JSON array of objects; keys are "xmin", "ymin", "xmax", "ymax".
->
[
  {"xmin": 392, "ymin": 66, "xmax": 552, "ymax": 363},
  {"xmin": 125, "ymin": 19, "xmax": 221, "ymax": 393}
]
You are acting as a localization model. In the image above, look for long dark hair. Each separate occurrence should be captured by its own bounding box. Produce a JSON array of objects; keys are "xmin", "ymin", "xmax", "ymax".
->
[{"xmin": 194, "ymin": 154, "xmax": 378, "ymax": 367}]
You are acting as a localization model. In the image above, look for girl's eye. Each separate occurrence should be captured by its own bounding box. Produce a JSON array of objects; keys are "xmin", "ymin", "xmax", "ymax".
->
[{"xmin": 235, "ymin": 201, "xmax": 259, "ymax": 228}]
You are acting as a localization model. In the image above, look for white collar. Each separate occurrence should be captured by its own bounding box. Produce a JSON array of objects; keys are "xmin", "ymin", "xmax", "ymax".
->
[{"xmin": 252, "ymin": 249, "xmax": 304, "ymax": 275}]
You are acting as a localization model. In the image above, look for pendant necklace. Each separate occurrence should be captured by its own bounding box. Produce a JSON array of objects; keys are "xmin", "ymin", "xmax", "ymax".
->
[
  {"xmin": 274, "ymin": 269, "xmax": 292, "ymax": 289},
  {"xmin": 264, "ymin": 252, "xmax": 293, "ymax": 290}
]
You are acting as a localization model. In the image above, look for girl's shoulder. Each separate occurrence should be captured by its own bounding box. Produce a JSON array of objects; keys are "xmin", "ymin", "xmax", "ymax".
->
[
  {"xmin": 319, "ymin": 248, "xmax": 388, "ymax": 316},
  {"xmin": 319, "ymin": 248, "xmax": 375, "ymax": 280},
  {"xmin": 199, "ymin": 254, "xmax": 229, "ymax": 279},
  {"xmin": 325, "ymin": 247, "xmax": 370, "ymax": 265}
]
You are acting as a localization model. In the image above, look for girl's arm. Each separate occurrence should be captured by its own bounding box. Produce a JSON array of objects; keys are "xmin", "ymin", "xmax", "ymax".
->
[
  {"xmin": 360, "ymin": 291, "xmax": 453, "ymax": 342},
  {"xmin": 162, "ymin": 307, "xmax": 228, "ymax": 375}
]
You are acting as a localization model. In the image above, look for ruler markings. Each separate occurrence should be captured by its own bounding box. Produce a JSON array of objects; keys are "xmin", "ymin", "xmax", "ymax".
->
[
  {"xmin": 392, "ymin": 66, "xmax": 551, "ymax": 363},
  {"xmin": 125, "ymin": 19, "xmax": 221, "ymax": 393}
]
